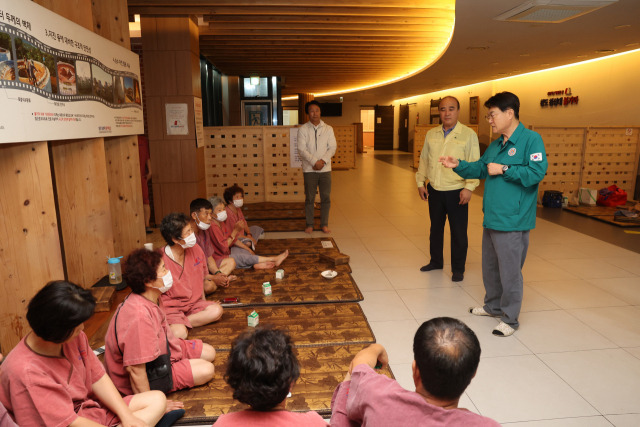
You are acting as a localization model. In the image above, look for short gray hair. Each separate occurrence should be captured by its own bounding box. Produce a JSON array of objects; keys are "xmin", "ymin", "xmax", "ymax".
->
[{"xmin": 209, "ymin": 196, "xmax": 225, "ymax": 209}]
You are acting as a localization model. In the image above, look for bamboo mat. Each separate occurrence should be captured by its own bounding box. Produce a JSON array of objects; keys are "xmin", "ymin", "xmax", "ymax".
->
[
  {"xmin": 242, "ymin": 202, "xmax": 323, "ymax": 232},
  {"xmin": 249, "ymin": 218, "xmax": 323, "ymax": 232},
  {"xmin": 209, "ymin": 255, "xmax": 360, "ymax": 308},
  {"xmin": 188, "ymin": 303, "xmax": 375, "ymax": 351},
  {"xmin": 169, "ymin": 344, "xmax": 394, "ymax": 424},
  {"xmin": 564, "ymin": 204, "xmax": 640, "ymax": 227},
  {"xmin": 256, "ymin": 237, "xmax": 340, "ymax": 255}
]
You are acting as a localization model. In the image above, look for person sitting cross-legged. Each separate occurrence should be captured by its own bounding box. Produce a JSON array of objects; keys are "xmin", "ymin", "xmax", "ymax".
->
[
  {"xmin": 208, "ymin": 196, "xmax": 288, "ymax": 270},
  {"xmin": 213, "ymin": 327, "xmax": 326, "ymax": 427},
  {"xmin": 331, "ymin": 317, "xmax": 500, "ymax": 426}
]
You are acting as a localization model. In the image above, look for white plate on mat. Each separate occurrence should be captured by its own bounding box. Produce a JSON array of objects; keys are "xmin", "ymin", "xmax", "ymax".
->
[{"xmin": 321, "ymin": 270, "xmax": 338, "ymax": 279}]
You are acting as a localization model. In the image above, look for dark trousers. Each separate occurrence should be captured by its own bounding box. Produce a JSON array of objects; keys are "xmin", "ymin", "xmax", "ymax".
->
[
  {"xmin": 304, "ymin": 171, "xmax": 331, "ymax": 227},
  {"xmin": 427, "ymin": 184, "xmax": 469, "ymax": 273}
]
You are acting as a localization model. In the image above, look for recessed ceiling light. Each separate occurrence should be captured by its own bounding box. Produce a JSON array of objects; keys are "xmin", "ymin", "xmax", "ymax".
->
[
  {"xmin": 625, "ymin": 42, "xmax": 639, "ymax": 47},
  {"xmin": 595, "ymin": 48, "xmax": 616, "ymax": 53},
  {"xmin": 614, "ymin": 24, "xmax": 631, "ymax": 29},
  {"xmin": 540, "ymin": 63, "xmax": 551, "ymax": 66},
  {"xmin": 520, "ymin": 53, "xmax": 530, "ymax": 57},
  {"xmin": 576, "ymin": 54, "xmax": 588, "ymax": 57}
]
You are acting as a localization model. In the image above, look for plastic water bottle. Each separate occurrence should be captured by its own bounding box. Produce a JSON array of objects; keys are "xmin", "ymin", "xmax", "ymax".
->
[{"xmin": 107, "ymin": 256, "xmax": 123, "ymax": 285}]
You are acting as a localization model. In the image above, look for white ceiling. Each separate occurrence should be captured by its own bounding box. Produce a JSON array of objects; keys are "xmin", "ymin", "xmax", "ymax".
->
[{"xmin": 346, "ymin": 0, "xmax": 640, "ymax": 101}]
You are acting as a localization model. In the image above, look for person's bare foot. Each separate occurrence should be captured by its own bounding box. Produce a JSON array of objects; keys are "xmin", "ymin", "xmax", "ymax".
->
[
  {"xmin": 322, "ymin": 226, "xmax": 331, "ymax": 234},
  {"xmin": 274, "ymin": 250, "xmax": 289, "ymax": 267},
  {"xmin": 227, "ymin": 275, "xmax": 238, "ymax": 282},
  {"xmin": 304, "ymin": 226, "xmax": 313, "ymax": 234},
  {"xmin": 254, "ymin": 261, "xmax": 276, "ymax": 270}
]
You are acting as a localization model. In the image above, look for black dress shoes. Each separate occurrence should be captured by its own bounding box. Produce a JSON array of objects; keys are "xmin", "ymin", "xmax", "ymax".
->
[
  {"xmin": 420, "ymin": 263, "xmax": 443, "ymax": 272},
  {"xmin": 452, "ymin": 272, "xmax": 464, "ymax": 282}
]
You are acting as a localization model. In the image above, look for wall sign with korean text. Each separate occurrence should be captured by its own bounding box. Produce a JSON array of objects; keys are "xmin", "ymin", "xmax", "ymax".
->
[
  {"xmin": 540, "ymin": 88, "xmax": 579, "ymax": 108},
  {"xmin": 0, "ymin": 0, "xmax": 143, "ymax": 144}
]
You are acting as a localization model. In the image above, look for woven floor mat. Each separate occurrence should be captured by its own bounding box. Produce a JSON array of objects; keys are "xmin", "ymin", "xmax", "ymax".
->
[
  {"xmin": 243, "ymin": 207, "xmax": 320, "ymax": 221},
  {"xmin": 564, "ymin": 205, "xmax": 640, "ymax": 227},
  {"xmin": 241, "ymin": 202, "xmax": 308, "ymax": 212},
  {"xmin": 188, "ymin": 302, "xmax": 375, "ymax": 351},
  {"xmin": 209, "ymin": 255, "xmax": 359, "ymax": 307},
  {"xmin": 256, "ymin": 237, "xmax": 340, "ymax": 254},
  {"xmin": 249, "ymin": 218, "xmax": 322, "ymax": 232},
  {"xmin": 169, "ymin": 344, "xmax": 394, "ymax": 424}
]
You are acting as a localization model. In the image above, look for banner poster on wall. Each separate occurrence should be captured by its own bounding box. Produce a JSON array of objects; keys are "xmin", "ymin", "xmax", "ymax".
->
[
  {"xmin": 0, "ymin": 0, "xmax": 143, "ymax": 144},
  {"xmin": 289, "ymin": 127, "xmax": 302, "ymax": 168}
]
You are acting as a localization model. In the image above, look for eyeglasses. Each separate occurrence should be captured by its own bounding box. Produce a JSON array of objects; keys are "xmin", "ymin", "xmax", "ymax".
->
[{"xmin": 485, "ymin": 112, "xmax": 501, "ymax": 122}]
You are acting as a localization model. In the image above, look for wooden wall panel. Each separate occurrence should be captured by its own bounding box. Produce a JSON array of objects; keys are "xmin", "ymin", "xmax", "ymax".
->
[
  {"xmin": 104, "ymin": 136, "xmax": 146, "ymax": 257},
  {"xmin": 205, "ymin": 126, "xmax": 357, "ymax": 204},
  {"xmin": 264, "ymin": 128, "xmax": 304, "ymax": 201},
  {"xmin": 333, "ymin": 125, "xmax": 356, "ymax": 170},
  {"xmin": 354, "ymin": 122, "xmax": 364, "ymax": 154},
  {"xmin": 533, "ymin": 127, "xmax": 585, "ymax": 198},
  {"xmin": 298, "ymin": 93, "xmax": 314, "ymax": 125},
  {"xmin": 582, "ymin": 127, "xmax": 640, "ymax": 196},
  {"xmin": 51, "ymin": 138, "xmax": 115, "ymax": 287},
  {"xmin": 204, "ymin": 127, "xmax": 266, "ymax": 202},
  {"xmin": 90, "ymin": 0, "xmax": 130, "ymax": 48},
  {"xmin": 33, "ymin": 0, "xmax": 93, "ymax": 31},
  {"xmin": 0, "ymin": 142, "xmax": 64, "ymax": 352}
]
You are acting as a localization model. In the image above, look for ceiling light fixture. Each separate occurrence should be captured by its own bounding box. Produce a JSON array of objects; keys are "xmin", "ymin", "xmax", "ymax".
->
[{"xmin": 494, "ymin": 0, "xmax": 618, "ymax": 23}]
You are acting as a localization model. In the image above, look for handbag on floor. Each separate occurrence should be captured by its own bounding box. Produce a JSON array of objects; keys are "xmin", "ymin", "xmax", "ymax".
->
[{"xmin": 114, "ymin": 296, "xmax": 174, "ymax": 393}]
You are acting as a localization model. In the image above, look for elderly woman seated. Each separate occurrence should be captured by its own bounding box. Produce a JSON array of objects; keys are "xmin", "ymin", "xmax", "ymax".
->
[
  {"xmin": 160, "ymin": 212, "xmax": 224, "ymax": 339},
  {"xmin": 223, "ymin": 185, "xmax": 264, "ymax": 250},
  {"xmin": 214, "ymin": 327, "xmax": 326, "ymax": 426},
  {"xmin": 104, "ymin": 248, "xmax": 216, "ymax": 397},
  {"xmin": 0, "ymin": 281, "xmax": 166, "ymax": 427},
  {"xmin": 208, "ymin": 196, "xmax": 288, "ymax": 270}
]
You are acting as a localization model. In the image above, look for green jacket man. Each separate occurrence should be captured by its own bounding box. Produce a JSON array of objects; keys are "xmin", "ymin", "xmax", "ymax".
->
[{"xmin": 440, "ymin": 91, "xmax": 547, "ymax": 338}]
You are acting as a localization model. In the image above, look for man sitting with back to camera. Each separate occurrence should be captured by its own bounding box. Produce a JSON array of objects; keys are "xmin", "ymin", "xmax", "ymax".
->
[{"xmin": 331, "ymin": 317, "xmax": 499, "ymax": 426}]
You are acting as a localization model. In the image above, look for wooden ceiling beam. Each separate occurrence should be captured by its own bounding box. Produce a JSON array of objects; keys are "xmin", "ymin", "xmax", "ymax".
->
[
  {"xmin": 203, "ymin": 15, "xmax": 451, "ymax": 25},
  {"xmin": 207, "ymin": 23, "xmax": 452, "ymax": 32},
  {"xmin": 129, "ymin": 6, "xmax": 453, "ymax": 18}
]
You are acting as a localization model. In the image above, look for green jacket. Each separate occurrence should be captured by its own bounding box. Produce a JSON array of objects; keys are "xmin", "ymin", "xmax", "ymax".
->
[{"xmin": 454, "ymin": 122, "xmax": 547, "ymax": 231}]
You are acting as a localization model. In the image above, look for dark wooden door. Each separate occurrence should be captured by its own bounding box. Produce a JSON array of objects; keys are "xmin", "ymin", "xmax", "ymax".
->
[
  {"xmin": 374, "ymin": 105, "xmax": 394, "ymax": 150},
  {"xmin": 398, "ymin": 104, "xmax": 409, "ymax": 152}
]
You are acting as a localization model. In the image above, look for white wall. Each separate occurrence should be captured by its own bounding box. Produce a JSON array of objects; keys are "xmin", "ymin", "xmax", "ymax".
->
[{"xmin": 387, "ymin": 49, "xmax": 640, "ymax": 148}]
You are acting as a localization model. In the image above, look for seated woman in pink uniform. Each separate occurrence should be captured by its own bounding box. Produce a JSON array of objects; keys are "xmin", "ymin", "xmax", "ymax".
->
[
  {"xmin": 208, "ymin": 196, "xmax": 288, "ymax": 270},
  {"xmin": 222, "ymin": 185, "xmax": 264, "ymax": 250},
  {"xmin": 105, "ymin": 248, "xmax": 216, "ymax": 397},
  {"xmin": 214, "ymin": 327, "xmax": 326, "ymax": 427},
  {"xmin": 0, "ymin": 281, "xmax": 166, "ymax": 427},
  {"xmin": 160, "ymin": 212, "xmax": 224, "ymax": 340}
]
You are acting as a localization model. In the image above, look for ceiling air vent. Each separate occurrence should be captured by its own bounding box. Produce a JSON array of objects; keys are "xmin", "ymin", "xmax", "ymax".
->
[{"xmin": 494, "ymin": 0, "xmax": 617, "ymax": 23}]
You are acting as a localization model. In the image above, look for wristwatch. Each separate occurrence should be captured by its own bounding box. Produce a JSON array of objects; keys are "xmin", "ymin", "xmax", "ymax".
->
[{"xmin": 502, "ymin": 165, "xmax": 509, "ymax": 173}]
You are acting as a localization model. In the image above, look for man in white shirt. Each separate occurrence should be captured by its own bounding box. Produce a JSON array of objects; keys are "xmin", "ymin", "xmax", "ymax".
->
[{"xmin": 297, "ymin": 100, "xmax": 337, "ymax": 233}]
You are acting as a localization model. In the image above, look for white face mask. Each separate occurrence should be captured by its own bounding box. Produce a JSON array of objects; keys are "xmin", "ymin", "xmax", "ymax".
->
[
  {"xmin": 233, "ymin": 199, "xmax": 244, "ymax": 208},
  {"xmin": 158, "ymin": 271, "xmax": 173, "ymax": 293},
  {"xmin": 216, "ymin": 210, "xmax": 228, "ymax": 222},
  {"xmin": 196, "ymin": 217, "xmax": 211, "ymax": 231},
  {"xmin": 180, "ymin": 232, "xmax": 197, "ymax": 249}
]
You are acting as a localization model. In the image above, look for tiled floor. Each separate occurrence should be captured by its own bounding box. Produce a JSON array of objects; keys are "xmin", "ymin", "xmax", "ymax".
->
[{"xmin": 265, "ymin": 151, "xmax": 640, "ymax": 426}]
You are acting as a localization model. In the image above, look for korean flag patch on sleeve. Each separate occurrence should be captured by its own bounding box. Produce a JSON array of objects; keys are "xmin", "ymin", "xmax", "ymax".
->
[{"xmin": 530, "ymin": 152, "xmax": 543, "ymax": 161}]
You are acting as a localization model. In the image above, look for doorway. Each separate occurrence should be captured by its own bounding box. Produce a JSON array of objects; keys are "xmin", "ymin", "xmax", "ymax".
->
[
  {"xmin": 374, "ymin": 105, "xmax": 394, "ymax": 150},
  {"xmin": 360, "ymin": 108, "xmax": 375, "ymax": 150}
]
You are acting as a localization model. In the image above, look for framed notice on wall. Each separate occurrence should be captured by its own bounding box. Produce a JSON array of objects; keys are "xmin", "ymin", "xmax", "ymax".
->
[
  {"xmin": 0, "ymin": 0, "xmax": 143, "ymax": 144},
  {"xmin": 469, "ymin": 96, "xmax": 479, "ymax": 124}
]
